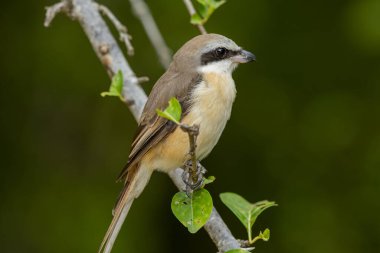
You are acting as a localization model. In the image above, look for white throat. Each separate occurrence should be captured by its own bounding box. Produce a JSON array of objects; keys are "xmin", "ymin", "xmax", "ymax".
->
[{"xmin": 197, "ymin": 59, "xmax": 238, "ymax": 75}]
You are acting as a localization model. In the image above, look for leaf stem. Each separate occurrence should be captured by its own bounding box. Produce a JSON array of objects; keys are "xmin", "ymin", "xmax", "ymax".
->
[
  {"xmin": 182, "ymin": 0, "xmax": 207, "ymax": 34},
  {"xmin": 250, "ymin": 235, "xmax": 261, "ymax": 245},
  {"xmin": 248, "ymin": 226, "xmax": 252, "ymax": 244}
]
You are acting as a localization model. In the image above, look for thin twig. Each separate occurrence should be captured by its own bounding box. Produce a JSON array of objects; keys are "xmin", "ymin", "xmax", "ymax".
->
[
  {"xmin": 136, "ymin": 76, "xmax": 149, "ymax": 83},
  {"xmin": 44, "ymin": 0, "xmax": 240, "ymax": 252},
  {"xmin": 182, "ymin": 0, "xmax": 207, "ymax": 34},
  {"xmin": 97, "ymin": 3, "xmax": 134, "ymax": 56},
  {"xmin": 129, "ymin": 0, "xmax": 172, "ymax": 68},
  {"xmin": 44, "ymin": 1, "xmax": 70, "ymax": 27}
]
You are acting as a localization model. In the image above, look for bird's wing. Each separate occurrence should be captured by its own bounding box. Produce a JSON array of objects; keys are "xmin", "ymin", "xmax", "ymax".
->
[{"xmin": 116, "ymin": 69, "xmax": 201, "ymax": 181}]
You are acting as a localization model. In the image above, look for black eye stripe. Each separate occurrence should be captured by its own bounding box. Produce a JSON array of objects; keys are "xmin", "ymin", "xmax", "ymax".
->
[{"xmin": 201, "ymin": 49, "xmax": 240, "ymax": 65}]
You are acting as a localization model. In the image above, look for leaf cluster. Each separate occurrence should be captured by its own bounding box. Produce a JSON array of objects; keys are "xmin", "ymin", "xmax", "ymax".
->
[
  {"xmin": 157, "ymin": 98, "xmax": 277, "ymax": 252},
  {"xmin": 220, "ymin": 193, "xmax": 276, "ymax": 245}
]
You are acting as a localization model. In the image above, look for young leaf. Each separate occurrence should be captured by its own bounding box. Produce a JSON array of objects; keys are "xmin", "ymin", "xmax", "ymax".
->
[
  {"xmin": 156, "ymin": 97, "xmax": 182, "ymax": 124},
  {"xmin": 196, "ymin": 0, "xmax": 207, "ymax": 5},
  {"xmin": 250, "ymin": 228, "xmax": 271, "ymax": 244},
  {"xmin": 171, "ymin": 189, "xmax": 213, "ymax": 233},
  {"xmin": 197, "ymin": 3, "xmax": 208, "ymax": 19},
  {"xmin": 210, "ymin": 0, "xmax": 226, "ymax": 9},
  {"xmin": 190, "ymin": 13, "xmax": 203, "ymax": 25},
  {"xmin": 220, "ymin": 192, "xmax": 277, "ymax": 242},
  {"xmin": 101, "ymin": 70, "xmax": 123, "ymax": 99},
  {"xmin": 225, "ymin": 249, "xmax": 251, "ymax": 253},
  {"xmin": 260, "ymin": 228, "xmax": 270, "ymax": 241},
  {"xmin": 191, "ymin": 0, "xmax": 227, "ymax": 25},
  {"xmin": 202, "ymin": 176, "xmax": 216, "ymax": 187}
]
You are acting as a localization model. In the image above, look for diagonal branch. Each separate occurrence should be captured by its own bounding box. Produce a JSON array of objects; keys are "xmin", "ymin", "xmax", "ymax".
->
[
  {"xmin": 128, "ymin": 0, "xmax": 172, "ymax": 69},
  {"xmin": 45, "ymin": 0, "xmax": 147, "ymax": 119},
  {"xmin": 44, "ymin": 0, "xmax": 240, "ymax": 252}
]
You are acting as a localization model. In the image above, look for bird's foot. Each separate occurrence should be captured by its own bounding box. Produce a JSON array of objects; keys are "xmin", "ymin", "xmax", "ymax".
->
[{"xmin": 182, "ymin": 160, "xmax": 207, "ymax": 196}]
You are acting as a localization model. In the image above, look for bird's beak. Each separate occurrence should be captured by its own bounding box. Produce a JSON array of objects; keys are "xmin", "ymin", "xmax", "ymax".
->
[{"xmin": 231, "ymin": 50, "xmax": 256, "ymax": 63}]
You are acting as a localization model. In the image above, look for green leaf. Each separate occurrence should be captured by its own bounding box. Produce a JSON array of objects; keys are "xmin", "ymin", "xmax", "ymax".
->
[
  {"xmin": 156, "ymin": 97, "xmax": 182, "ymax": 124},
  {"xmin": 210, "ymin": 0, "xmax": 226, "ymax": 9},
  {"xmin": 202, "ymin": 176, "xmax": 216, "ymax": 187},
  {"xmin": 101, "ymin": 70, "xmax": 123, "ymax": 98},
  {"xmin": 196, "ymin": 0, "xmax": 207, "ymax": 6},
  {"xmin": 225, "ymin": 249, "xmax": 251, "ymax": 253},
  {"xmin": 220, "ymin": 193, "xmax": 277, "ymax": 242},
  {"xmin": 171, "ymin": 189, "xmax": 213, "ymax": 233},
  {"xmin": 191, "ymin": 0, "xmax": 227, "ymax": 25},
  {"xmin": 190, "ymin": 13, "xmax": 203, "ymax": 25},
  {"xmin": 197, "ymin": 3, "xmax": 208, "ymax": 19},
  {"xmin": 250, "ymin": 228, "xmax": 271, "ymax": 244},
  {"xmin": 260, "ymin": 228, "xmax": 270, "ymax": 241}
]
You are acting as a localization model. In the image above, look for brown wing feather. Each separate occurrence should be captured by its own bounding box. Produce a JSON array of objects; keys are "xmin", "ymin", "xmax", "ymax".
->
[{"xmin": 116, "ymin": 69, "xmax": 201, "ymax": 181}]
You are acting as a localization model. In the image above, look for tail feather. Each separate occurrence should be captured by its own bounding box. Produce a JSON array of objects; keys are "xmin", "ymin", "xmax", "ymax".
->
[
  {"xmin": 99, "ymin": 198, "xmax": 134, "ymax": 253},
  {"xmin": 98, "ymin": 165, "xmax": 152, "ymax": 253}
]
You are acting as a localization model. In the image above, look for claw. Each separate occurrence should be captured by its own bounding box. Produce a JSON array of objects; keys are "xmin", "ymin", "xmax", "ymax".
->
[{"xmin": 181, "ymin": 160, "xmax": 206, "ymax": 196}]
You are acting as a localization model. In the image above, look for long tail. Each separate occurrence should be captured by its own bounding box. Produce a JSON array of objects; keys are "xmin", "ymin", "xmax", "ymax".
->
[{"xmin": 98, "ymin": 165, "xmax": 152, "ymax": 253}]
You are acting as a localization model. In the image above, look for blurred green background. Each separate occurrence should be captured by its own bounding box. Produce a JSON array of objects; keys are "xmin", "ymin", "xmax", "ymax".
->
[{"xmin": 1, "ymin": 0, "xmax": 380, "ymax": 252}]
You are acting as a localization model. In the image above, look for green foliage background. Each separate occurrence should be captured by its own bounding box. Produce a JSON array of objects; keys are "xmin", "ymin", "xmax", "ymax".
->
[{"xmin": 1, "ymin": 0, "xmax": 380, "ymax": 252}]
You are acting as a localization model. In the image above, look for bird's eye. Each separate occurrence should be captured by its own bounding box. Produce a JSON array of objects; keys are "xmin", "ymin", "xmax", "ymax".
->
[{"xmin": 215, "ymin": 47, "xmax": 228, "ymax": 58}]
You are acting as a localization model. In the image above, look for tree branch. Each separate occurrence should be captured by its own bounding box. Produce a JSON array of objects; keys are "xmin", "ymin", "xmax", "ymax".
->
[
  {"xmin": 182, "ymin": 0, "xmax": 207, "ymax": 34},
  {"xmin": 45, "ymin": 0, "xmax": 147, "ymax": 119},
  {"xmin": 97, "ymin": 3, "xmax": 134, "ymax": 56},
  {"xmin": 44, "ymin": 0, "xmax": 240, "ymax": 252},
  {"xmin": 128, "ymin": 0, "xmax": 172, "ymax": 69},
  {"xmin": 44, "ymin": 1, "xmax": 70, "ymax": 27}
]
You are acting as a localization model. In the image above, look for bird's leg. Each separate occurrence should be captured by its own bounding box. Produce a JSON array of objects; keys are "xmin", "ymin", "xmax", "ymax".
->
[
  {"xmin": 179, "ymin": 123, "xmax": 204, "ymax": 196},
  {"xmin": 181, "ymin": 160, "xmax": 206, "ymax": 196}
]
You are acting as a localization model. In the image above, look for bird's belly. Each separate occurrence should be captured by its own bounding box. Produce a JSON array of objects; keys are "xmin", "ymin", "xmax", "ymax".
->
[
  {"xmin": 148, "ymin": 76, "xmax": 236, "ymax": 173},
  {"xmin": 186, "ymin": 103, "xmax": 231, "ymax": 160},
  {"xmin": 189, "ymin": 75, "xmax": 236, "ymax": 159}
]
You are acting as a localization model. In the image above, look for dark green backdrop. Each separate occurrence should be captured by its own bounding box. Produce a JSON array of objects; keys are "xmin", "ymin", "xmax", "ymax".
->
[{"xmin": 1, "ymin": 0, "xmax": 380, "ymax": 252}]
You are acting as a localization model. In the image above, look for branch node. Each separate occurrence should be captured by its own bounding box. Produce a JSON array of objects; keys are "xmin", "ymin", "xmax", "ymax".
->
[
  {"xmin": 137, "ymin": 76, "xmax": 149, "ymax": 83},
  {"xmin": 238, "ymin": 239, "xmax": 250, "ymax": 247},
  {"xmin": 124, "ymin": 98, "xmax": 136, "ymax": 106},
  {"xmin": 97, "ymin": 3, "xmax": 135, "ymax": 56},
  {"xmin": 99, "ymin": 43, "xmax": 110, "ymax": 55},
  {"xmin": 44, "ymin": 1, "xmax": 70, "ymax": 27}
]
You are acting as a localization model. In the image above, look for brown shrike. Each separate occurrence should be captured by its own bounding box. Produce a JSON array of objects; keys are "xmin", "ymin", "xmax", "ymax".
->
[{"xmin": 99, "ymin": 34, "xmax": 255, "ymax": 253}]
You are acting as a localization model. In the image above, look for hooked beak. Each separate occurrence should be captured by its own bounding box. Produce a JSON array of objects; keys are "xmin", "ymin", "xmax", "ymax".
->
[{"xmin": 231, "ymin": 49, "xmax": 256, "ymax": 63}]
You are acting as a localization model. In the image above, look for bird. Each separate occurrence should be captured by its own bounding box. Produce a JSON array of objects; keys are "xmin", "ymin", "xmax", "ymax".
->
[{"xmin": 99, "ymin": 33, "xmax": 255, "ymax": 253}]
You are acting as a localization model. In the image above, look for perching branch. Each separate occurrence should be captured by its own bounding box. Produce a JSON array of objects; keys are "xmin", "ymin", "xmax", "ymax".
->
[
  {"xmin": 181, "ymin": 124, "xmax": 200, "ymax": 184},
  {"xmin": 44, "ymin": 0, "xmax": 240, "ymax": 252},
  {"xmin": 128, "ymin": 0, "xmax": 172, "ymax": 68},
  {"xmin": 182, "ymin": 0, "xmax": 207, "ymax": 34},
  {"xmin": 179, "ymin": 124, "xmax": 206, "ymax": 196}
]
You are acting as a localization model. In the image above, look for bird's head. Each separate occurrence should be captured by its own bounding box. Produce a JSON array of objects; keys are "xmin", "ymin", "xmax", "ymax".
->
[{"xmin": 172, "ymin": 33, "xmax": 255, "ymax": 74}]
